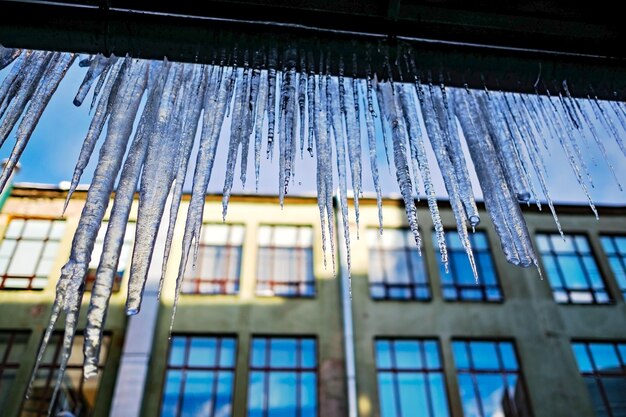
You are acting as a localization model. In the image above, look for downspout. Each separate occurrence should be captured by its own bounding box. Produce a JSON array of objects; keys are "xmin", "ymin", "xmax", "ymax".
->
[{"xmin": 336, "ymin": 193, "xmax": 358, "ymax": 417}]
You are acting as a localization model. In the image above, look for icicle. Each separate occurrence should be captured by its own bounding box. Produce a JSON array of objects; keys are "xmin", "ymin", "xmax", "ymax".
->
[
  {"xmin": 83, "ymin": 61, "xmax": 168, "ymax": 378},
  {"xmin": 328, "ymin": 76, "xmax": 352, "ymax": 273},
  {"xmin": 374, "ymin": 74, "xmax": 392, "ymax": 169},
  {"xmin": 63, "ymin": 59, "xmax": 125, "ymax": 211},
  {"xmin": 27, "ymin": 59, "xmax": 148, "ymax": 411},
  {"xmin": 222, "ymin": 65, "xmax": 251, "ymax": 219},
  {"xmin": 362, "ymin": 78, "xmax": 384, "ymax": 234},
  {"xmin": 276, "ymin": 47, "xmax": 297, "ymax": 206},
  {"xmin": 590, "ymin": 94, "xmax": 626, "ymax": 159},
  {"xmin": 73, "ymin": 54, "xmax": 110, "ymax": 106},
  {"xmin": 0, "ymin": 51, "xmax": 52, "ymax": 147},
  {"xmin": 90, "ymin": 57, "xmax": 118, "ymax": 113},
  {"xmin": 0, "ymin": 50, "xmax": 32, "ymax": 114},
  {"xmin": 298, "ymin": 52, "xmax": 307, "ymax": 158},
  {"xmin": 126, "ymin": 63, "xmax": 185, "ymax": 315},
  {"xmin": 435, "ymin": 83, "xmax": 480, "ymax": 226},
  {"xmin": 399, "ymin": 83, "xmax": 448, "ymax": 268},
  {"xmin": 378, "ymin": 82, "xmax": 422, "ymax": 253},
  {"xmin": 417, "ymin": 82, "xmax": 477, "ymax": 280},
  {"xmin": 159, "ymin": 65, "xmax": 207, "ymax": 298},
  {"xmin": 242, "ymin": 53, "xmax": 262, "ymax": 189},
  {"xmin": 171, "ymin": 66, "xmax": 233, "ymax": 335},
  {"xmin": 454, "ymin": 89, "xmax": 535, "ymax": 267},
  {"xmin": 266, "ymin": 47, "xmax": 278, "ymax": 159},
  {"xmin": 0, "ymin": 46, "xmax": 21, "ymax": 70},
  {"xmin": 0, "ymin": 53, "xmax": 76, "ymax": 192},
  {"xmin": 254, "ymin": 69, "xmax": 268, "ymax": 191},
  {"xmin": 306, "ymin": 54, "xmax": 316, "ymax": 157},
  {"xmin": 540, "ymin": 94, "xmax": 599, "ymax": 218},
  {"xmin": 343, "ymin": 79, "xmax": 363, "ymax": 234}
]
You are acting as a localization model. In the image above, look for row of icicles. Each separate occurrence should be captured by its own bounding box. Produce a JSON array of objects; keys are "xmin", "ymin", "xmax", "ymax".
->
[{"xmin": 2, "ymin": 45, "xmax": 626, "ymax": 415}]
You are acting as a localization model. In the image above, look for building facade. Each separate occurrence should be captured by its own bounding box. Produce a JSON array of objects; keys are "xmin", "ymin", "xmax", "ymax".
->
[{"xmin": 0, "ymin": 184, "xmax": 624, "ymax": 417}]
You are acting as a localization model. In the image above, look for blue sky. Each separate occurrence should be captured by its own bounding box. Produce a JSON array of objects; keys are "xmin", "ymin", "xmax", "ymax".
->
[{"xmin": 1, "ymin": 58, "xmax": 625, "ymax": 208}]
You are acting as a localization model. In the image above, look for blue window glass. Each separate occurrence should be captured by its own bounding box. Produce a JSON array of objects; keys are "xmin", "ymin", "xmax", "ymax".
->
[
  {"xmin": 571, "ymin": 341, "xmax": 626, "ymax": 417},
  {"xmin": 435, "ymin": 231, "xmax": 502, "ymax": 302},
  {"xmin": 161, "ymin": 335, "xmax": 237, "ymax": 417},
  {"xmin": 375, "ymin": 339, "xmax": 450, "ymax": 417},
  {"xmin": 368, "ymin": 229, "xmax": 430, "ymax": 300},
  {"xmin": 600, "ymin": 235, "xmax": 626, "ymax": 298},
  {"xmin": 182, "ymin": 224, "xmax": 244, "ymax": 295},
  {"xmin": 257, "ymin": 226, "xmax": 315, "ymax": 297},
  {"xmin": 536, "ymin": 233, "xmax": 610, "ymax": 304},
  {"xmin": 248, "ymin": 337, "xmax": 317, "ymax": 417},
  {"xmin": 452, "ymin": 340, "xmax": 531, "ymax": 417}
]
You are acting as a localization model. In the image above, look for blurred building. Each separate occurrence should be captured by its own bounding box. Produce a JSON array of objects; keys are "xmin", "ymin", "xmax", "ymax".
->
[{"xmin": 0, "ymin": 183, "xmax": 625, "ymax": 417}]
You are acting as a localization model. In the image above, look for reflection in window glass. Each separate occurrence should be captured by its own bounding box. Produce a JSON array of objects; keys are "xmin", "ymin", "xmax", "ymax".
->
[
  {"xmin": 248, "ymin": 337, "xmax": 317, "ymax": 417},
  {"xmin": 375, "ymin": 339, "xmax": 450, "ymax": 417},
  {"xmin": 435, "ymin": 231, "xmax": 502, "ymax": 302},
  {"xmin": 452, "ymin": 340, "xmax": 531, "ymax": 417},
  {"xmin": 21, "ymin": 334, "xmax": 110, "ymax": 417},
  {"xmin": 86, "ymin": 221, "xmax": 136, "ymax": 293},
  {"xmin": 0, "ymin": 218, "xmax": 66, "ymax": 290},
  {"xmin": 257, "ymin": 226, "xmax": 314, "ymax": 297},
  {"xmin": 0, "ymin": 331, "xmax": 29, "ymax": 410},
  {"xmin": 183, "ymin": 224, "xmax": 244, "ymax": 295},
  {"xmin": 600, "ymin": 235, "xmax": 626, "ymax": 298},
  {"xmin": 368, "ymin": 229, "xmax": 430, "ymax": 300},
  {"xmin": 571, "ymin": 341, "xmax": 626, "ymax": 417},
  {"xmin": 161, "ymin": 335, "xmax": 237, "ymax": 417},
  {"xmin": 537, "ymin": 233, "xmax": 609, "ymax": 304}
]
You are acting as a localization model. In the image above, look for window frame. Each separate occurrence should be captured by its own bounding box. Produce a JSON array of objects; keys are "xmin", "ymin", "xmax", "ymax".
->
[
  {"xmin": 451, "ymin": 337, "xmax": 533, "ymax": 417},
  {"xmin": 599, "ymin": 233, "xmax": 626, "ymax": 299},
  {"xmin": 437, "ymin": 229, "xmax": 504, "ymax": 303},
  {"xmin": 570, "ymin": 339, "xmax": 626, "ymax": 417},
  {"xmin": 255, "ymin": 224, "xmax": 316, "ymax": 299},
  {"xmin": 367, "ymin": 228, "xmax": 432, "ymax": 302},
  {"xmin": 0, "ymin": 215, "xmax": 66, "ymax": 291},
  {"xmin": 181, "ymin": 223, "xmax": 245, "ymax": 296},
  {"xmin": 536, "ymin": 231, "xmax": 613, "ymax": 305},
  {"xmin": 373, "ymin": 336, "xmax": 452, "ymax": 417},
  {"xmin": 247, "ymin": 334, "xmax": 320, "ymax": 417},
  {"xmin": 159, "ymin": 333, "xmax": 239, "ymax": 417}
]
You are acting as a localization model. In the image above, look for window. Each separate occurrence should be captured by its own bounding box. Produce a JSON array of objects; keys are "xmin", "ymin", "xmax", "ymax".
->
[
  {"xmin": 21, "ymin": 334, "xmax": 110, "ymax": 417},
  {"xmin": 248, "ymin": 337, "xmax": 317, "ymax": 417},
  {"xmin": 161, "ymin": 335, "xmax": 237, "ymax": 417},
  {"xmin": 436, "ymin": 231, "xmax": 502, "ymax": 301},
  {"xmin": 182, "ymin": 224, "xmax": 244, "ymax": 295},
  {"xmin": 0, "ymin": 218, "xmax": 65, "ymax": 290},
  {"xmin": 452, "ymin": 340, "xmax": 531, "ymax": 417},
  {"xmin": 257, "ymin": 226, "xmax": 314, "ymax": 297},
  {"xmin": 571, "ymin": 341, "xmax": 626, "ymax": 417},
  {"xmin": 368, "ymin": 229, "xmax": 430, "ymax": 300},
  {"xmin": 600, "ymin": 235, "xmax": 626, "ymax": 298},
  {"xmin": 375, "ymin": 338, "xmax": 450, "ymax": 417},
  {"xmin": 86, "ymin": 221, "xmax": 136, "ymax": 292},
  {"xmin": 0, "ymin": 331, "xmax": 29, "ymax": 410},
  {"xmin": 536, "ymin": 233, "xmax": 609, "ymax": 304}
]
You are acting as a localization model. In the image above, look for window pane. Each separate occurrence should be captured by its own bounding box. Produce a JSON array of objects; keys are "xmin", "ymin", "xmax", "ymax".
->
[
  {"xmin": 256, "ymin": 226, "xmax": 315, "ymax": 297},
  {"xmin": 537, "ymin": 233, "xmax": 609, "ymax": 304},
  {"xmin": 0, "ymin": 332, "xmax": 29, "ymax": 410},
  {"xmin": 437, "ymin": 231, "xmax": 502, "ymax": 302},
  {"xmin": 248, "ymin": 337, "xmax": 317, "ymax": 417},
  {"xmin": 453, "ymin": 340, "xmax": 530, "ymax": 417},
  {"xmin": 1, "ymin": 219, "xmax": 66, "ymax": 290},
  {"xmin": 162, "ymin": 335, "xmax": 236, "ymax": 417},
  {"xmin": 375, "ymin": 339, "xmax": 449, "ymax": 417},
  {"xmin": 184, "ymin": 224, "xmax": 244, "ymax": 295},
  {"xmin": 601, "ymin": 235, "xmax": 626, "ymax": 296},
  {"xmin": 369, "ymin": 229, "xmax": 430, "ymax": 300}
]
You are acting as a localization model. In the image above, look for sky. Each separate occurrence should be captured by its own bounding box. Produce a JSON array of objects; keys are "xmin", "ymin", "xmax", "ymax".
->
[{"xmin": 1, "ymin": 58, "xmax": 625, "ymax": 210}]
